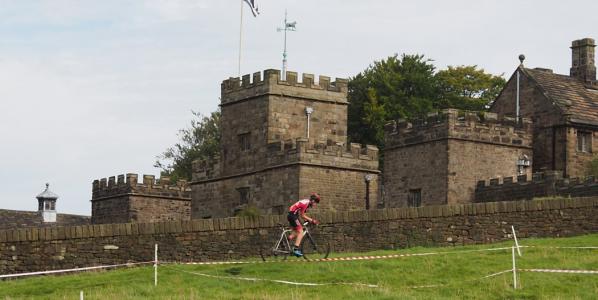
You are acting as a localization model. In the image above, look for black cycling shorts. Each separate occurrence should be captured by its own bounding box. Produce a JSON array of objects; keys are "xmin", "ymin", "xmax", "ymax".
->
[{"xmin": 287, "ymin": 212, "xmax": 302, "ymax": 230}]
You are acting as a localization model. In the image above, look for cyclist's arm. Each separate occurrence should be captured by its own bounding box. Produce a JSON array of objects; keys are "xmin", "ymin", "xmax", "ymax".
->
[{"xmin": 299, "ymin": 212, "xmax": 314, "ymax": 223}]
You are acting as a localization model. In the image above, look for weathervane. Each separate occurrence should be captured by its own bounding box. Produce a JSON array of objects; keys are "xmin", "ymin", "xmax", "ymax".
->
[{"xmin": 277, "ymin": 10, "xmax": 296, "ymax": 80}]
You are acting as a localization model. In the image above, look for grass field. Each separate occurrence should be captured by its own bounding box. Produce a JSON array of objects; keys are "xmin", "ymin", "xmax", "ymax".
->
[{"xmin": 1, "ymin": 234, "xmax": 597, "ymax": 299}]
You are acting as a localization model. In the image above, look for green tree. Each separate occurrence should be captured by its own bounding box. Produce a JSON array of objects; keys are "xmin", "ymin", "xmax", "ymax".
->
[
  {"xmin": 435, "ymin": 65, "xmax": 506, "ymax": 111},
  {"xmin": 154, "ymin": 109, "xmax": 221, "ymax": 181},
  {"xmin": 348, "ymin": 54, "xmax": 439, "ymax": 148}
]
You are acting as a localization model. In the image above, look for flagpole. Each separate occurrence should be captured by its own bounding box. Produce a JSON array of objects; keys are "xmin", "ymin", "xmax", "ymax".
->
[{"xmin": 238, "ymin": 0, "xmax": 244, "ymax": 77}]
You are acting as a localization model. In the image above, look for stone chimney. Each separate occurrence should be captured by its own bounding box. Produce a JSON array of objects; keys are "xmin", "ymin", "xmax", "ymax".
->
[{"xmin": 570, "ymin": 38, "xmax": 596, "ymax": 82}]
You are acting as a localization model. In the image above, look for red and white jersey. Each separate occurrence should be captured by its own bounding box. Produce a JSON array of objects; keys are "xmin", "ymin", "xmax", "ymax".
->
[{"xmin": 289, "ymin": 199, "xmax": 310, "ymax": 215}]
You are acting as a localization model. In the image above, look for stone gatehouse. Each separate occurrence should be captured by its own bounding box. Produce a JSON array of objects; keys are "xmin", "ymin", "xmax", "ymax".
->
[{"xmin": 191, "ymin": 69, "xmax": 379, "ymax": 218}]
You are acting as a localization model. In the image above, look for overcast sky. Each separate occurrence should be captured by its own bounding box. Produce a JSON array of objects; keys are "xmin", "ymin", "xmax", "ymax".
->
[{"xmin": 1, "ymin": 0, "xmax": 597, "ymax": 215}]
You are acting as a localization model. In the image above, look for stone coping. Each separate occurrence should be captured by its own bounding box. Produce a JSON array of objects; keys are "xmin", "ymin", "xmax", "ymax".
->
[{"xmin": 1, "ymin": 197, "xmax": 596, "ymax": 243}]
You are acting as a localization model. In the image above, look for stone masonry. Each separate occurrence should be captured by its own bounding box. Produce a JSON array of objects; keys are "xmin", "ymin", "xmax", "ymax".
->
[
  {"xmin": 191, "ymin": 70, "xmax": 379, "ymax": 218},
  {"xmin": 0, "ymin": 209, "xmax": 89, "ymax": 230},
  {"xmin": 384, "ymin": 109, "xmax": 533, "ymax": 207},
  {"xmin": 1, "ymin": 197, "xmax": 597, "ymax": 274},
  {"xmin": 490, "ymin": 38, "xmax": 598, "ymax": 178},
  {"xmin": 476, "ymin": 170, "xmax": 598, "ymax": 202},
  {"xmin": 91, "ymin": 174, "xmax": 191, "ymax": 224}
]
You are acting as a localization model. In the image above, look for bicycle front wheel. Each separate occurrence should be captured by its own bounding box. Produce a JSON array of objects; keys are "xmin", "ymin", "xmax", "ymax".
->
[{"xmin": 300, "ymin": 234, "xmax": 330, "ymax": 260}]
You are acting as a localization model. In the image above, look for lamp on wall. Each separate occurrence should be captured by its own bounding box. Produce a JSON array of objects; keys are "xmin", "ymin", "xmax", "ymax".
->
[{"xmin": 517, "ymin": 154, "xmax": 531, "ymax": 175}]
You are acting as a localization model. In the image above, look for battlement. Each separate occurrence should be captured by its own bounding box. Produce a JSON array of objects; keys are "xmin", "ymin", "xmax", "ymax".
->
[
  {"xmin": 385, "ymin": 109, "xmax": 533, "ymax": 148},
  {"xmin": 475, "ymin": 171, "xmax": 598, "ymax": 202},
  {"xmin": 220, "ymin": 69, "xmax": 349, "ymax": 105},
  {"xmin": 192, "ymin": 138, "xmax": 378, "ymax": 182},
  {"xmin": 92, "ymin": 173, "xmax": 191, "ymax": 200},
  {"xmin": 264, "ymin": 138, "xmax": 378, "ymax": 167}
]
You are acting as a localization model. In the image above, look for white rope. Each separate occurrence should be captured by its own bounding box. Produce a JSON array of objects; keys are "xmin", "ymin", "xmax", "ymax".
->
[
  {"xmin": 410, "ymin": 269, "xmax": 513, "ymax": 289},
  {"xmin": 164, "ymin": 265, "xmax": 378, "ymax": 288},
  {"xmin": 0, "ymin": 261, "xmax": 154, "ymax": 279},
  {"xmin": 521, "ymin": 269, "xmax": 598, "ymax": 274}
]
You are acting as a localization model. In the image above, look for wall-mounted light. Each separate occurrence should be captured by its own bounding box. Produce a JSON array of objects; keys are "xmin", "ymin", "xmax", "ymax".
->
[{"xmin": 517, "ymin": 154, "xmax": 530, "ymax": 175}]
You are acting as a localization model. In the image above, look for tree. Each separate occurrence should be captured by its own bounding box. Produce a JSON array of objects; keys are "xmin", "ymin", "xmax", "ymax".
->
[
  {"xmin": 348, "ymin": 56, "xmax": 506, "ymax": 150},
  {"xmin": 348, "ymin": 54, "xmax": 439, "ymax": 149},
  {"xmin": 435, "ymin": 65, "xmax": 506, "ymax": 111},
  {"xmin": 154, "ymin": 109, "xmax": 221, "ymax": 181}
]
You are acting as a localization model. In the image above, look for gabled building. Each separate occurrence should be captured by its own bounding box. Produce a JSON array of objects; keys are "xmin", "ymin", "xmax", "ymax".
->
[{"xmin": 491, "ymin": 38, "xmax": 598, "ymax": 178}]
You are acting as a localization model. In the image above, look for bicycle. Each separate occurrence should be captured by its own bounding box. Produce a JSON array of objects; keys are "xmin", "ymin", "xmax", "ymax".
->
[{"xmin": 261, "ymin": 221, "xmax": 330, "ymax": 261}]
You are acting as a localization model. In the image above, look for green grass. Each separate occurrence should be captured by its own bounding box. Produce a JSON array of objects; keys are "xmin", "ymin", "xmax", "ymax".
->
[{"xmin": 1, "ymin": 234, "xmax": 598, "ymax": 299}]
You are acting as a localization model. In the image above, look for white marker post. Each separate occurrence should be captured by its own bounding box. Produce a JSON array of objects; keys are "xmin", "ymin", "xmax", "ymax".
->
[
  {"xmin": 512, "ymin": 246, "xmax": 518, "ymax": 289},
  {"xmin": 80, "ymin": 290, "xmax": 84, "ymax": 300},
  {"xmin": 511, "ymin": 226, "xmax": 522, "ymax": 256},
  {"xmin": 154, "ymin": 244, "xmax": 158, "ymax": 287}
]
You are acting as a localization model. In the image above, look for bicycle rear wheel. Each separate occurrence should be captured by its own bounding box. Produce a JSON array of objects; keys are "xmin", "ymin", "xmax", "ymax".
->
[
  {"xmin": 300, "ymin": 234, "xmax": 330, "ymax": 260},
  {"xmin": 262, "ymin": 238, "xmax": 291, "ymax": 262}
]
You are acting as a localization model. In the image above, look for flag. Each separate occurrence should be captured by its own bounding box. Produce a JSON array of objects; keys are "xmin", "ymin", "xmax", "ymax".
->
[{"xmin": 244, "ymin": 0, "xmax": 259, "ymax": 17}]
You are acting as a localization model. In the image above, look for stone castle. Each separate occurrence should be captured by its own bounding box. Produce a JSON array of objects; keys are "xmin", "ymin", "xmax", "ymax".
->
[
  {"xmin": 191, "ymin": 70, "xmax": 379, "ymax": 218},
  {"xmin": 2, "ymin": 38, "xmax": 598, "ymax": 276},
  {"xmin": 3, "ymin": 38, "xmax": 598, "ymax": 227}
]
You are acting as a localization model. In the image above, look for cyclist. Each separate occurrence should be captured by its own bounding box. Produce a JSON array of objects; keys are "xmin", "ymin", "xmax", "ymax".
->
[{"xmin": 287, "ymin": 193, "xmax": 320, "ymax": 257}]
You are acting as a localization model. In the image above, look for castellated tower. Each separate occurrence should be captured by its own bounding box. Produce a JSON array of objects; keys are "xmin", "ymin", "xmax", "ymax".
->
[
  {"xmin": 191, "ymin": 69, "xmax": 379, "ymax": 218},
  {"xmin": 384, "ymin": 109, "xmax": 533, "ymax": 207}
]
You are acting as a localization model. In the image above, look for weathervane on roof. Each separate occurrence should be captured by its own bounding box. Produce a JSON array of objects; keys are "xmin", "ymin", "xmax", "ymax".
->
[{"xmin": 277, "ymin": 10, "xmax": 296, "ymax": 80}]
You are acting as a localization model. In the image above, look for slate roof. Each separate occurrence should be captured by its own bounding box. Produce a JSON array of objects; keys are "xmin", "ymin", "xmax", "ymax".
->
[
  {"xmin": 523, "ymin": 67, "xmax": 598, "ymax": 125},
  {"xmin": 36, "ymin": 183, "xmax": 59, "ymax": 200}
]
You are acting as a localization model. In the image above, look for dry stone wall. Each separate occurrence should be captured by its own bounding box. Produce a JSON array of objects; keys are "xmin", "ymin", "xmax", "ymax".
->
[{"xmin": 2, "ymin": 197, "xmax": 597, "ymax": 275}]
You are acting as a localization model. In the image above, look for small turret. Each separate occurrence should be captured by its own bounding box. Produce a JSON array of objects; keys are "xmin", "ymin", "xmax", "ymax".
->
[{"xmin": 36, "ymin": 183, "xmax": 58, "ymax": 223}]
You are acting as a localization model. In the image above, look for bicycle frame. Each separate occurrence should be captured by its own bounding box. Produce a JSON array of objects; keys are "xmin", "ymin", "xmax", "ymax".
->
[
  {"xmin": 272, "ymin": 226, "xmax": 293, "ymax": 255},
  {"xmin": 272, "ymin": 221, "xmax": 312, "ymax": 255}
]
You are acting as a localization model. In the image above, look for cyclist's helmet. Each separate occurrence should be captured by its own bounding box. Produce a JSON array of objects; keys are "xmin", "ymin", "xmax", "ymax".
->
[{"xmin": 309, "ymin": 192, "xmax": 321, "ymax": 203}]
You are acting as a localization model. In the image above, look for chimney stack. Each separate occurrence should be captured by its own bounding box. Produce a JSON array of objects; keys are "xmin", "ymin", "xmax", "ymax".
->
[{"xmin": 570, "ymin": 38, "xmax": 596, "ymax": 82}]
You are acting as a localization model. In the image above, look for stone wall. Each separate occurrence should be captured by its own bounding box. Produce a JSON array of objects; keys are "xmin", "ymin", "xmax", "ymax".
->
[
  {"xmin": 476, "ymin": 171, "xmax": 598, "ymax": 202},
  {"xmin": 384, "ymin": 109, "xmax": 533, "ymax": 207},
  {"xmin": 565, "ymin": 127, "xmax": 597, "ymax": 178},
  {"xmin": 0, "ymin": 209, "xmax": 89, "ymax": 230},
  {"xmin": 192, "ymin": 143, "xmax": 379, "ymax": 218},
  {"xmin": 193, "ymin": 138, "xmax": 378, "ymax": 218},
  {"xmin": 91, "ymin": 174, "xmax": 191, "ymax": 224},
  {"xmin": 384, "ymin": 140, "xmax": 449, "ymax": 207},
  {"xmin": 192, "ymin": 165, "xmax": 301, "ymax": 218},
  {"xmin": 2, "ymin": 197, "xmax": 597, "ymax": 274}
]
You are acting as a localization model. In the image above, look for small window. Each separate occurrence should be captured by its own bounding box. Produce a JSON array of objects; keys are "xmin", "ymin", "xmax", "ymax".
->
[
  {"xmin": 238, "ymin": 133, "xmax": 251, "ymax": 151},
  {"xmin": 408, "ymin": 189, "xmax": 422, "ymax": 207},
  {"xmin": 577, "ymin": 131, "xmax": 592, "ymax": 153},
  {"xmin": 237, "ymin": 187, "xmax": 250, "ymax": 205}
]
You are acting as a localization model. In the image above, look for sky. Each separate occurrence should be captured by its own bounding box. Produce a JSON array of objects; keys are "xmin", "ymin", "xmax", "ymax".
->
[{"xmin": 1, "ymin": 0, "xmax": 597, "ymax": 215}]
